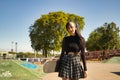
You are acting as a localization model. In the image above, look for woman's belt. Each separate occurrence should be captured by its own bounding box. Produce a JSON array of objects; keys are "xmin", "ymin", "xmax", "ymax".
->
[{"xmin": 67, "ymin": 52, "xmax": 80, "ymax": 56}]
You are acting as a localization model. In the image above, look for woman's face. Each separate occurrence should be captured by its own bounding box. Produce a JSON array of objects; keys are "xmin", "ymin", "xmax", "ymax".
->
[{"xmin": 67, "ymin": 22, "xmax": 76, "ymax": 36}]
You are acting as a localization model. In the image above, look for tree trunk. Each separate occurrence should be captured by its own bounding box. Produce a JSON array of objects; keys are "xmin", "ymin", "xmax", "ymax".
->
[
  {"xmin": 42, "ymin": 49, "xmax": 45, "ymax": 57},
  {"xmin": 42, "ymin": 49, "xmax": 48, "ymax": 57},
  {"xmin": 45, "ymin": 50, "xmax": 48, "ymax": 58}
]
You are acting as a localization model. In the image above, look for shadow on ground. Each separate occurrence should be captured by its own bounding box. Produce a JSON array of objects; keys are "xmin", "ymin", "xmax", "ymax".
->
[{"xmin": 111, "ymin": 72, "xmax": 120, "ymax": 76}]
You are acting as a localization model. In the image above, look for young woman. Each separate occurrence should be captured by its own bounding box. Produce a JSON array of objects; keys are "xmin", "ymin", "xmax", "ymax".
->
[{"xmin": 58, "ymin": 21, "xmax": 87, "ymax": 80}]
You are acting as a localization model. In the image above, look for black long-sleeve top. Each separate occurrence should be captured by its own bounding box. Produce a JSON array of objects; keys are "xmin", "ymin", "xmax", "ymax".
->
[{"xmin": 60, "ymin": 35, "xmax": 87, "ymax": 71}]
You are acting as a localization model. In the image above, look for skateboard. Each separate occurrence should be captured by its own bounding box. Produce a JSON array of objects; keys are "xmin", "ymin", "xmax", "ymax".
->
[{"xmin": 43, "ymin": 60, "xmax": 60, "ymax": 73}]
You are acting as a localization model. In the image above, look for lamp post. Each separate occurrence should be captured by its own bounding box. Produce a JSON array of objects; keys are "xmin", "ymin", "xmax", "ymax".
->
[
  {"xmin": 11, "ymin": 41, "xmax": 14, "ymax": 52},
  {"xmin": 15, "ymin": 42, "xmax": 17, "ymax": 53}
]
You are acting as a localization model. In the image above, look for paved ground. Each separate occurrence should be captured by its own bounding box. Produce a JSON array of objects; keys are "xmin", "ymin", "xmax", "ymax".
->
[{"xmin": 42, "ymin": 62, "xmax": 120, "ymax": 80}]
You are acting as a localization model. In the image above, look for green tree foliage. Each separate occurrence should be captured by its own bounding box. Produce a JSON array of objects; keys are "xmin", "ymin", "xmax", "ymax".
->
[
  {"xmin": 29, "ymin": 11, "xmax": 85, "ymax": 57},
  {"xmin": 86, "ymin": 22, "xmax": 120, "ymax": 51}
]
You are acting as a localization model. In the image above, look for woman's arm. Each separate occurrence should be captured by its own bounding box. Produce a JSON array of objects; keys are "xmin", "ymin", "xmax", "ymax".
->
[
  {"xmin": 81, "ymin": 47, "xmax": 87, "ymax": 71},
  {"xmin": 80, "ymin": 38, "xmax": 87, "ymax": 71},
  {"xmin": 60, "ymin": 37, "xmax": 66, "ymax": 60}
]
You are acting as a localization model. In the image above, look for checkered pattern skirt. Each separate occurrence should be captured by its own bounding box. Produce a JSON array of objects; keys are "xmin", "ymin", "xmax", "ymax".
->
[{"xmin": 58, "ymin": 54, "xmax": 84, "ymax": 79}]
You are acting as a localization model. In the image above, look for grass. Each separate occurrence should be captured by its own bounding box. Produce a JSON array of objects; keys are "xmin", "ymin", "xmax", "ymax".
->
[
  {"xmin": 0, "ymin": 60, "xmax": 45, "ymax": 80},
  {"xmin": 102, "ymin": 57, "xmax": 120, "ymax": 63}
]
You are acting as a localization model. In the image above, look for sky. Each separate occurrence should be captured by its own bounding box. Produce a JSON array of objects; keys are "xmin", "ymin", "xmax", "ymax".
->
[{"xmin": 0, "ymin": 0, "xmax": 120, "ymax": 52}]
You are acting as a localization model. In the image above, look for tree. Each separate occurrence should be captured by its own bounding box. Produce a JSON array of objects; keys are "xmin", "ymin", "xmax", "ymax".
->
[
  {"xmin": 86, "ymin": 22, "xmax": 120, "ymax": 51},
  {"xmin": 29, "ymin": 11, "xmax": 85, "ymax": 57}
]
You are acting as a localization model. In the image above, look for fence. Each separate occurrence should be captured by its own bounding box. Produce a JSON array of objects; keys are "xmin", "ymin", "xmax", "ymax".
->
[{"xmin": 85, "ymin": 49, "xmax": 120, "ymax": 61}]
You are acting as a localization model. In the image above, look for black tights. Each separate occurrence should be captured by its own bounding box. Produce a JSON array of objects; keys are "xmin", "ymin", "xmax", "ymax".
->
[
  {"xmin": 70, "ymin": 79, "xmax": 78, "ymax": 80},
  {"xmin": 62, "ymin": 78, "xmax": 78, "ymax": 80}
]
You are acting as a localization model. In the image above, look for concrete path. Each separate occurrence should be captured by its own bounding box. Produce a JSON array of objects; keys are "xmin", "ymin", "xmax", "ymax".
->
[{"xmin": 42, "ymin": 62, "xmax": 120, "ymax": 80}]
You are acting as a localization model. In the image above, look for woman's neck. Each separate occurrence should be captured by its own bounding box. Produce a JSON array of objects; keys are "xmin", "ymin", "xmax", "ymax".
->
[{"xmin": 70, "ymin": 34, "xmax": 76, "ymax": 36}]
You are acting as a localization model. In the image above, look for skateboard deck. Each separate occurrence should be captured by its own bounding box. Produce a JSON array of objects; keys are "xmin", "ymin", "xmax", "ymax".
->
[{"xmin": 43, "ymin": 60, "xmax": 59, "ymax": 73}]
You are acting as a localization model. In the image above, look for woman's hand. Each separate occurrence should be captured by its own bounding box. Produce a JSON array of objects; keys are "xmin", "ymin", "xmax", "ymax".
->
[{"xmin": 84, "ymin": 71, "xmax": 87, "ymax": 78}]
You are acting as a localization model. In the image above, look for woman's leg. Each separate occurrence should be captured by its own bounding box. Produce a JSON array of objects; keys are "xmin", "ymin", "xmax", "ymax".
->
[
  {"xmin": 62, "ymin": 78, "xmax": 66, "ymax": 80},
  {"xmin": 62, "ymin": 78, "xmax": 70, "ymax": 80},
  {"xmin": 70, "ymin": 79, "xmax": 79, "ymax": 80}
]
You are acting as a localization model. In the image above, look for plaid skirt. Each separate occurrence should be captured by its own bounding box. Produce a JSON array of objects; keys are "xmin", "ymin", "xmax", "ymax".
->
[{"xmin": 58, "ymin": 53, "xmax": 84, "ymax": 79}]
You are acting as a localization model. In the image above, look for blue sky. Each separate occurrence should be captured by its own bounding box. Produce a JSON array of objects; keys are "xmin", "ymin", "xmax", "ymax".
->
[{"xmin": 0, "ymin": 0, "xmax": 120, "ymax": 52}]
